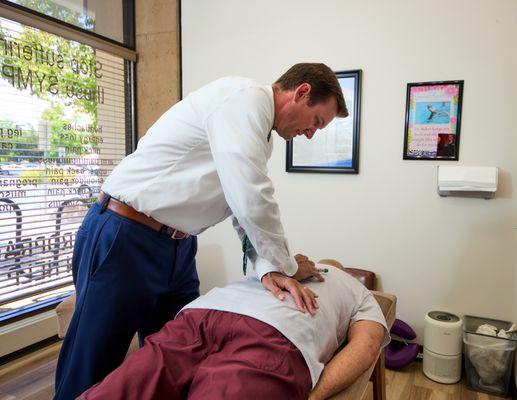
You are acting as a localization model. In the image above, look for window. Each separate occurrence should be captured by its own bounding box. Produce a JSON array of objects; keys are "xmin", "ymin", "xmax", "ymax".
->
[
  {"xmin": 0, "ymin": 2, "xmax": 135, "ymax": 322},
  {"xmin": 4, "ymin": 0, "xmax": 134, "ymax": 47}
]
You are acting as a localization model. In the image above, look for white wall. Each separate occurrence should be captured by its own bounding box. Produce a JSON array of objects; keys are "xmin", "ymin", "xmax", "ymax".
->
[{"xmin": 182, "ymin": 0, "xmax": 517, "ymax": 341}]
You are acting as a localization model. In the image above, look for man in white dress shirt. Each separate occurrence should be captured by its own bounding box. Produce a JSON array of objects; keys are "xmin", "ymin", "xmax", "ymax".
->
[
  {"xmin": 78, "ymin": 264, "xmax": 389, "ymax": 400},
  {"xmin": 54, "ymin": 63, "xmax": 348, "ymax": 400}
]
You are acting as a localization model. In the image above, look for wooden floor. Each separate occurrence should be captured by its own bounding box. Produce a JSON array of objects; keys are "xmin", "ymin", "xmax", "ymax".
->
[
  {"xmin": 0, "ymin": 342, "xmax": 512, "ymax": 400},
  {"xmin": 385, "ymin": 363, "xmax": 512, "ymax": 400},
  {"xmin": 0, "ymin": 342, "xmax": 60, "ymax": 400}
]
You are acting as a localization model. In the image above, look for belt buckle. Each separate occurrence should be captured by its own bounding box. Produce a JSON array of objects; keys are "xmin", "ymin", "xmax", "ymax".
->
[{"xmin": 170, "ymin": 229, "xmax": 187, "ymax": 240}]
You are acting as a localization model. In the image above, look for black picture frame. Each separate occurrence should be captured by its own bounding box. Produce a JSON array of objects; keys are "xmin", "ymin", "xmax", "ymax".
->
[
  {"xmin": 403, "ymin": 80, "xmax": 464, "ymax": 161},
  {"xmin": 286, "ymin": 69, "xmax": 361, "ymax": 174}
]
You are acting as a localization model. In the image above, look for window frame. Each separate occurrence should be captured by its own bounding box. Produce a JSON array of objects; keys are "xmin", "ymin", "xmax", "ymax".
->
[{"xmin": 0, "ymin": 0, "xmax": 136, "ymax": 60}]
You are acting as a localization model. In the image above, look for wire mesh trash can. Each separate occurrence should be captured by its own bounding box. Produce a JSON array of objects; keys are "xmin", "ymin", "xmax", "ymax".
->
[{"xmin": 463, "ymin": 315, "xmax": 517, "ymax": 397}]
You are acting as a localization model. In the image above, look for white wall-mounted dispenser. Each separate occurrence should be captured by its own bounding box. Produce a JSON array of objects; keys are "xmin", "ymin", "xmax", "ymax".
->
[{"xmin": 437, "ymin": 166, "xmax": 498, "ymax": 199}]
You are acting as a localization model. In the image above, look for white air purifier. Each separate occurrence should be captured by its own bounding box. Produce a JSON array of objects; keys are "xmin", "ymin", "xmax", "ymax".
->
[{"xmin": 423, "ymin": 311, "xmax": 463, "ymax": 384}]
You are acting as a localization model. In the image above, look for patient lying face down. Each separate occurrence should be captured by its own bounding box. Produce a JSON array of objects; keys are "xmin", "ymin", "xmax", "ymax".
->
[{"xmin": 78, "ymin": 264, "xmax": 390, "ymax": 400}]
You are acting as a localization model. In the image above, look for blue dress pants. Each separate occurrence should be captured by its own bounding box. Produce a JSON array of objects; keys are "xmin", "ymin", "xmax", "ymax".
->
[{"xmin": 54, "ymin": 197, "xmax": 200, "ymax": 400}]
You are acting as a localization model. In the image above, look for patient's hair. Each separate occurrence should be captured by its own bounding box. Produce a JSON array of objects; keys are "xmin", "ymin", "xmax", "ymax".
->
[{"xmin": 275, "ymin": 63, "xmax": 348, "ymax": 118}]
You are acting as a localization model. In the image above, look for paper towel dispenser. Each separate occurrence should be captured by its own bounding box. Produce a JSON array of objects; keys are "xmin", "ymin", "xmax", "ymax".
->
[{"xmin": 437, "ymin": 166, "xmax": 498, "ymax": 199}]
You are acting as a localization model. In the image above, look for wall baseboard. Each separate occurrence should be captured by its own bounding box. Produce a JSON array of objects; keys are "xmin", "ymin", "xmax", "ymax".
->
[{"xmin": 0, "ymin": 311, "xmax": 57, "ymax": 358}]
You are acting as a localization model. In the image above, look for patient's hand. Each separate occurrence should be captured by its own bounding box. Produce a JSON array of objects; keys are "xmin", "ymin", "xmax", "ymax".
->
[
  {"xmin": 261, "ymin": 272, "xmax": 319, "ymax": 315},
  {"xmin": 292, "ymin": 254, "xmax": 324, "ymax": 282}
]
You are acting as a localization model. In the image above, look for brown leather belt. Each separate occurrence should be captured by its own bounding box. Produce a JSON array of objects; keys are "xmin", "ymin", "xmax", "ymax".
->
[{"xmin": 97, "ymin": 193, "xmax": 189, "ymax": 239}]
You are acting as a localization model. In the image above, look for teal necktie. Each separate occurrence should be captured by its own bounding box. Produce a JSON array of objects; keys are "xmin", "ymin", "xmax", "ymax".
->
[
  {"xmin": 242, "ymin": 131, "xmax": 269, "ymax": 274},
  {"xmin": 241, "ymin": 234, "xmax": 258, "ymax": 276},
  {"xmin": 242, "ymin": 235, "xmax": 250, "ymax": 275}
]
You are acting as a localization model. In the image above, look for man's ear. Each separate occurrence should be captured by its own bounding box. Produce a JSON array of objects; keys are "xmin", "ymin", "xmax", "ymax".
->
[{"xmin": 294, "ymin": 83, "xmax": 311, "ymax": 103}]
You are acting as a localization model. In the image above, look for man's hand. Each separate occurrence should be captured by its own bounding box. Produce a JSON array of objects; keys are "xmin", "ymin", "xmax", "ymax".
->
[
  {"xmin": 292, "ymin": 254, "xmax": 324, "ymax": 282},
  {"xmin": 261, "ymin": 272, "xmax": 319, "ymax": 315}
]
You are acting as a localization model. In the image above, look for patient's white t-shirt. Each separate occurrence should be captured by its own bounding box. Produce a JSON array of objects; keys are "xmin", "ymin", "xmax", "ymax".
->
[{"xmin": 181, "ymin": 266, "xmax": 390, "ymax": 386}]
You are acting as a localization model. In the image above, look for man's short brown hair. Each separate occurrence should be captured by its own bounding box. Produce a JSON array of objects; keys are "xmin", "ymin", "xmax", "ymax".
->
[{"xmin": 275, "ymin": 63, "xmax": 348, "ymax": 118}]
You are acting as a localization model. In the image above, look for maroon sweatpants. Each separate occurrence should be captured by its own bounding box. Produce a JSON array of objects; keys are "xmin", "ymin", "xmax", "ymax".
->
[{"xmin": 77, "ymin": 309, "xmax": 312, "ymax": 399}]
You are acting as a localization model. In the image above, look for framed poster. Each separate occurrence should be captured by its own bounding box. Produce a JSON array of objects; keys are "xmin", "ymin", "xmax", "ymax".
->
[
  {"xmin": 286, "ymin": 70, "xmax": 361, "ymax": 174},
  {"xmin": 403, "ymin": 80, "xmax": 464, "ymax": 160}
]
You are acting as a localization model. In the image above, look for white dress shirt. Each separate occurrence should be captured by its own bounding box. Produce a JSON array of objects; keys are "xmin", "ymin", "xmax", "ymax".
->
[
  {"xmin": 102, "ymin": 76, "xmax": 298, "ymax": 279},
  {"xmin": 182, "ymin": 265, "xmax": 391, "ymax": 386}
]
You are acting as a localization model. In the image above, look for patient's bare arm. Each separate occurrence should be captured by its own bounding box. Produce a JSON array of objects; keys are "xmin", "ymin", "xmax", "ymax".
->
[{"xmin": 308, "ymin": 320, "xmax": 385, "ymax": 400}]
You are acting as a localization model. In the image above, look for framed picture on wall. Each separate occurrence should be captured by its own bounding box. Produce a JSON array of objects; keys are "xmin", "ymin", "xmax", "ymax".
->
[
  {"xmin": 403, "ymin": 80, "xmax": 464, "ymax": 160},
  {"xmin": 286, "ymin": 69, "xmax": 361, "ymax": 174}
]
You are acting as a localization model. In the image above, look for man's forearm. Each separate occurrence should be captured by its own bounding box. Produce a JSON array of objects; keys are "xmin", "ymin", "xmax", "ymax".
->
[{"xmin": 309, "ymin": 321, "xmax": 384, "ymax": 400}]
